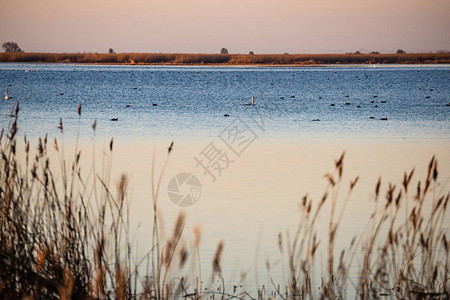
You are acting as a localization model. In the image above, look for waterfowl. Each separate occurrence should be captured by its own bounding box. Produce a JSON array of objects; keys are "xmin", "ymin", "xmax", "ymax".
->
[
  {"xmin": 345, "ymin": 102, "xmax": 351, "ymax": 105},
  {"xmin": 245, "ymin": 96, "xmax": 255, "ymax": 106},
  {"xmin": 330, "ymin": 104, "xmax": 335, "ymax": 106},
  {"xmin": 380, "ymin": 118, "xmax": 388, "ymax": 121},
  {"xmin": 369, "ymin": 117, "xmax": 375, "ymax": 119},
  {"xmin": 357, "ymin": 105, "xmax": 361, "ymax": 108},
  {"xmin": 224, "ymin": 114, "xmax": 230, "ymax": 117},
  {"xmin": 152, "ymin": 103, "xmax": 158, "ymax": 106},
  {"xmin": 312, "ymin": 119, "xmax": 320, "ymax": 121},
  {"xmin": 111, "ymin": 118, "xmax": 118, "ymax": 121},
  {"xmin": 380, "ymin": 100, "xmax": 386, "ymax": 103}
]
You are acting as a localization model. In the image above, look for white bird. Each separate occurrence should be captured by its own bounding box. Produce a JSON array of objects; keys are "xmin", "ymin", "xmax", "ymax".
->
[{"xmin": 245, "ymin": 96, "xmax": 255, "ymax": 106}]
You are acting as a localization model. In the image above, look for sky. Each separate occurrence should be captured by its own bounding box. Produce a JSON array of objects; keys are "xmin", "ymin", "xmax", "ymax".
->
[{"xmin": 1, "ymin": 0, "xmax": 450, "ymax": 54}]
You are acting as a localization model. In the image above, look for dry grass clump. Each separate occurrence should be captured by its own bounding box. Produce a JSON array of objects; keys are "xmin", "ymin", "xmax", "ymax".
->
[
  {"xmin": 0, "ymin": 110, "xmax": 93, "ymax": 299},
  {"xmin": 270, "ymin": 152, "xmax": 449, "ymax": 299},
  {"xmin": 0, "ymin": 106, "xmax": 225, "ymax": 299},
  {"xmin": 1, "ymin": 52, "xmax": 450, "ymax": 65}
]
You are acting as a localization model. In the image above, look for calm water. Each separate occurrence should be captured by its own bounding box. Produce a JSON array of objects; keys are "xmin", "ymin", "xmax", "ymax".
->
[
  {"xmin": 1, "ymin": 63, "xmax": 449, "ymax": 296},
  {"xmin": 0, "ymin": 63, "xmax": 449, "ymax": 140}
]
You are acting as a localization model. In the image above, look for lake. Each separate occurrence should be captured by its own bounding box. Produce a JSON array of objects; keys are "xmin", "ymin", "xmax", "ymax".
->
[
  {"xmin": 1, "ymin": 64, "xmax": 449, "ymax": 140},
  {"xmin": 1, "ymin": 63, "xmax": 449, "ymax": 297}
]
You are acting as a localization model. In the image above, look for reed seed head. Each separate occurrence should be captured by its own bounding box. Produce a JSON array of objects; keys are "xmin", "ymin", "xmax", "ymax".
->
[{"xmin": 213, "ymin": 241, "xmax": 224, "ymax": 275}]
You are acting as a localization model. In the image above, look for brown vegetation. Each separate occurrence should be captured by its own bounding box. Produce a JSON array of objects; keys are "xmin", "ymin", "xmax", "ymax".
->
[
  {"xmin": 273, "ymin": 153, "xmax": 449, "ymax": 299},
  {"xmin": 1, "ymin": 52, "xmax": 450, "ymax": 65}
]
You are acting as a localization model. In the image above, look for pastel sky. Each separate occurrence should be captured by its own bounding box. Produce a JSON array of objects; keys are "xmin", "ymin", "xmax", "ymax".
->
[{"xmin": 1, "ymin": 0, "xmax": 449, "ymax": 54}]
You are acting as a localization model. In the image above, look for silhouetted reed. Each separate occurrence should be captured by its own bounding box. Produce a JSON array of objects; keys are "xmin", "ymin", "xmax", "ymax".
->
[
  {"xmin": 270, "ymin": 152, "xmax": 449, "ymax": 299},
  {"xmin": 0, "ymin": 106, "xmax": 220, "ymax": 299}
]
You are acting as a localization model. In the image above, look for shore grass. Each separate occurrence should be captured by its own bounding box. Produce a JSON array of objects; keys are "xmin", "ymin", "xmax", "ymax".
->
[
  {"xmin": 0, "ymin": 106, "xmax": 449, "ymax": 299},
  {"xmin": 1, "ymin": 52, "xmax": 450, "ymax": 65}
]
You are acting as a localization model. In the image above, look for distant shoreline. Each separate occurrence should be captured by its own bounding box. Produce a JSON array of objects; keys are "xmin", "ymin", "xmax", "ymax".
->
[{"xmin": 1, "ymin": 52, "xmax": 450, "ymax": 65}]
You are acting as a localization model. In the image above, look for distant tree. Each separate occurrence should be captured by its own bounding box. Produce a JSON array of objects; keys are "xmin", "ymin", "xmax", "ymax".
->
[
  {"xmin": 2, "ymin": 41, "xmax": 23, "ymax": 53},
  {"xmin": 249, "ymin": 51, "xmax": 254, "ymax": 55},
  {"xmin": 396, "ymin": 49, "xmax": 406, "ymax": 54},
  {"xmin": 108, "ymin": 48, "xmax": 115, "ymax": 54},
  {"xmin": 354, "ymin": 51, "xmax": 362, "ymax": 54},
  {"xmin": 220, "ymin": 48, "xmax": 228, "ymax": 54},
  {"xmin": 370, "ymin": 51, "xmax": 380, "ymax": 54}
]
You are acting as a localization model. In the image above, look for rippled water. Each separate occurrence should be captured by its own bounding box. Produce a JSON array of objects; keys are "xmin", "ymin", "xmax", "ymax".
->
[
  {"xmin": 0, "ymin": 63, "xmax": 449, "ymax": 140},
  {"xmin": 1, "ymin": 63, "xmax": 449, "ymax": 296}
]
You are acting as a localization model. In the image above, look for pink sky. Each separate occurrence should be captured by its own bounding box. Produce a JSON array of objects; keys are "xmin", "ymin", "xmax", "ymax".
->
[{"xmin": 1, "ymin": 0, "xmax": 449, "ymax": 54}]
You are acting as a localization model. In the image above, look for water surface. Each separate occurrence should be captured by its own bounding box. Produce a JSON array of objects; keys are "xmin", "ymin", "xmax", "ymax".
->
[
  {"xmin": 1, "ymin": 64, "xmax": 449, "ymax": 140},
  {"xmin": 1, "ymin": 63, "xmax": 449, "ymax": 296}
]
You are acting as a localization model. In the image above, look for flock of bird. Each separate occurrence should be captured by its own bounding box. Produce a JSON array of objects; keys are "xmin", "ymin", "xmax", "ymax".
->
[
  {"xmin": 5, "ymin": 88, "xmax": 447, "ymax": 122},
  {"xmin": 4, "ymin": 69, "xmax": 448, "ymax": 123}
]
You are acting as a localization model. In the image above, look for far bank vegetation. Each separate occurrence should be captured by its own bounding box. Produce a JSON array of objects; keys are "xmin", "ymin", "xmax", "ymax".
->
[{"xmin": 1, "ymin": 52, "xmax": 449, "ymax": 65}]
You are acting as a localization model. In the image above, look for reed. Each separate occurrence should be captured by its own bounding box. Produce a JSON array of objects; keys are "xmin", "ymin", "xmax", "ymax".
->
[
  {"xmin": 0, "ymin": 105, "xmax": 221, "ymax": 299},
  {"xmin": 271, "ymin": 152, "xmax": 449, "ymax": 299}
]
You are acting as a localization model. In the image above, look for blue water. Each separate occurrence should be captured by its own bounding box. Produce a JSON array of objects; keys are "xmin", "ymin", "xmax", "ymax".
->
[{"xmin": 0, "ymin": 63, "xmax": 449, "ymax": 141}]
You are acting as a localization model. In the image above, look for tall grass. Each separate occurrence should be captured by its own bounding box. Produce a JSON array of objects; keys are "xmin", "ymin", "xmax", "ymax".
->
[
  {"xmin": 0, "ymin": 105, "xmax": 449, "ymax": 299},
  {"xmin": 0, "ymin": 107, "xmax": 227, "ymax": 299},
  {"xmin": 1, "ymin": 52, "xmax": 450, "ymax": 65},
  {"xmin": 271, "ymin": 152, "xmax": 449, "ymax": 299}
]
